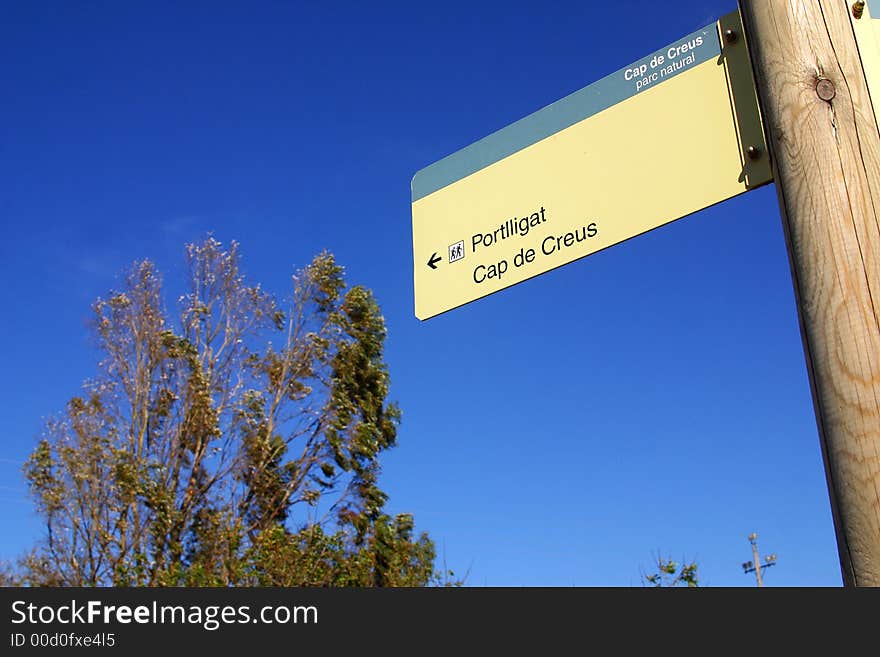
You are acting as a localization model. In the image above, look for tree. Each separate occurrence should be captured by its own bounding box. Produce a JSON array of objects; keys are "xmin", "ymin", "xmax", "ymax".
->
[
  {"xmin": 0, "ymin": 561, "xmax": 19, "ymax": 586},
  {"xmin": 20, "ymin": 237, "xmax": 449, "ymax": 586},
  {"xmin": 640, "ymin": 553, "xmax": 699, "ymax": 587}
]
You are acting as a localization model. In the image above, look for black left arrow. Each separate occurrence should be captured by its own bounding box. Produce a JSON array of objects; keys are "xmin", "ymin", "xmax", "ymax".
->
[{"xmin": 427, "ymin": 252, "xmax": 442, "ymax": 269}]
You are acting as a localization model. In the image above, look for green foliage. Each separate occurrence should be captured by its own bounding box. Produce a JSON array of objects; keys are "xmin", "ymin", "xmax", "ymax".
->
[
  {"xmin": 242, "ymin": 513, "xmax": 442, "ymax": 587},
  {"xmin": 17, "ymin": 238, "xmax": 452, "ymax": 587},
  {"xmin": 641, "ymin": 554, "xmax": 699, "ymax": 587}
]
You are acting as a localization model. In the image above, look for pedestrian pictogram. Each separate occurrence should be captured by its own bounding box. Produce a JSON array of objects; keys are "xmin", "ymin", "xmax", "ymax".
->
[{"xmin": 448, "ymin": 241, "xmax": 465, "ymax": 263}]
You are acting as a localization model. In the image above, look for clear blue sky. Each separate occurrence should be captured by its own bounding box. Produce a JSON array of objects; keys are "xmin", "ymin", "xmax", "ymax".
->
[{"xmin": 0, "ymin": 0, "xmax": 842, "ymax": 586}]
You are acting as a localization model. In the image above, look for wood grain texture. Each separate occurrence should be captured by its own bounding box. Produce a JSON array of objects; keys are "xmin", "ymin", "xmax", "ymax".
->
[{"xmin": 740, "ymin": 0, "xmax": 880, "ymax": 586}]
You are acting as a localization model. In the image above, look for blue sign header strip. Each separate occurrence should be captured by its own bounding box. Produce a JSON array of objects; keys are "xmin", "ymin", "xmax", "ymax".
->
[{"xmin": 412, "ymin": 23, "xmax": 720, "ymax": 202}]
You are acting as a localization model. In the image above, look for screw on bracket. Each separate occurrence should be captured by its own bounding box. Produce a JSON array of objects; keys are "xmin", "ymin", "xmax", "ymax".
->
[
  {"xmin": 746, "ymin": 145, "xmax": 762, "ymax": 160},
  {"xmin": 816, "ymin": 78, "xmax": 836, "ymax": 101},
  {"xmin": 853, "ymin": 1, "xmax": 866, "ymax": 19},
  {"xmin": 724, "ymin": 28, "xmax": 738, "ymax": 44}
]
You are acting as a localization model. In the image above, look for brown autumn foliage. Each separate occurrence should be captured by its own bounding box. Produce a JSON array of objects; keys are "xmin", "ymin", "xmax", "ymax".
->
[{"xmin": 20, "ymin": 238, "xmax": 453, "ymax": 586}]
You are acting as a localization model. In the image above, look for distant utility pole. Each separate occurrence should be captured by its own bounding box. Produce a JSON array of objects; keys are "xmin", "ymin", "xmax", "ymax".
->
[{"xmin": 741, "ymin": 533, "xmax": 777, "ymax": 587}]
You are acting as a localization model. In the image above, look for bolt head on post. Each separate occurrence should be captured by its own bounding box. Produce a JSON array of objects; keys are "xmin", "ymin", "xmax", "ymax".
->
[{"xmin": 816, "ymin": 78, "xmax": 836, "ymax": 101}]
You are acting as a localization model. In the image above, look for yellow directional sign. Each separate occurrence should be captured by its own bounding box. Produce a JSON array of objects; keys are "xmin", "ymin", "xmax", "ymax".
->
[
  {"xmin": 411, "ymin": 11, "xmax": 771, "ymax": 320},
  {"xmin": 850, "ymin": 0, "xmax": 880, "ymax": 130}
]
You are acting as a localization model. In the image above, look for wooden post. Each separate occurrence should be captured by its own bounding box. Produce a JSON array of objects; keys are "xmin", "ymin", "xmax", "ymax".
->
[{"xmin": 738, "ymin": 0, "xmax": 880, "ymax": 586}]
